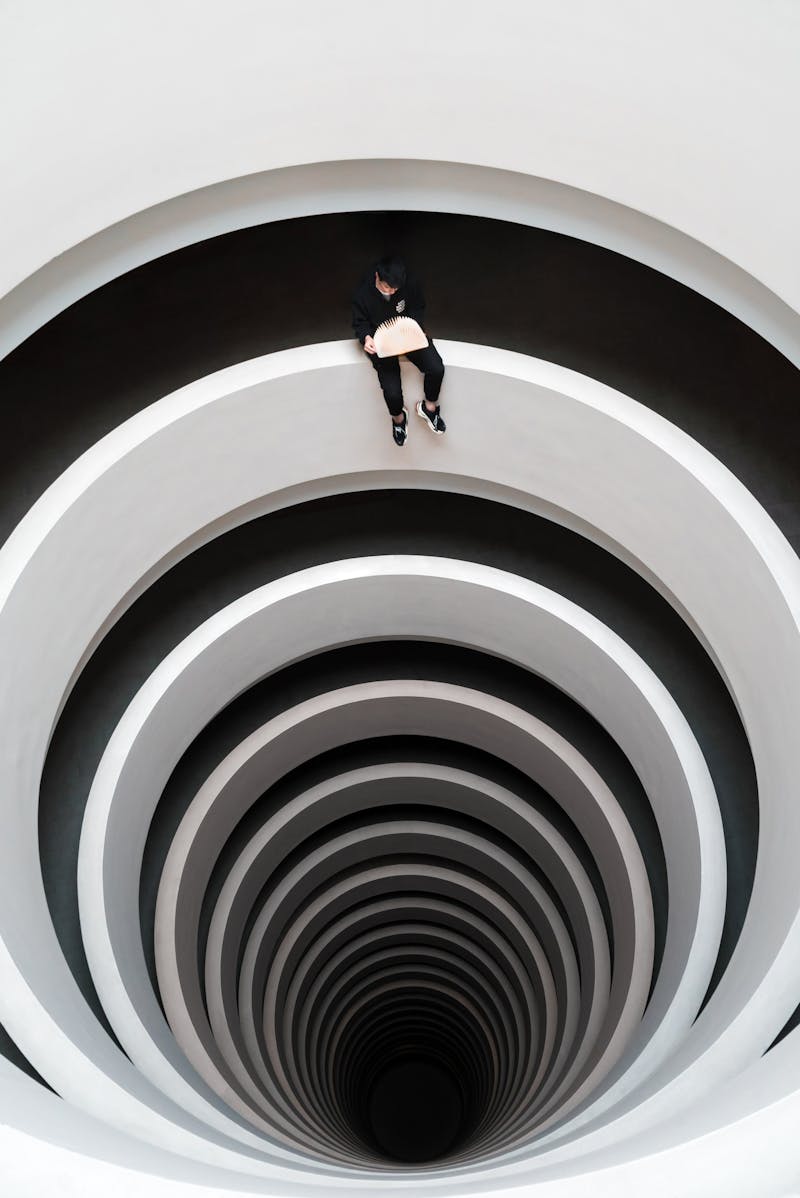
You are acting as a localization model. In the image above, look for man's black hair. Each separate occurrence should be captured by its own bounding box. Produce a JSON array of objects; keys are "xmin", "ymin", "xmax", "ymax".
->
[{"xmin": 375, "ymin": 256, "xmax": 407, "ymax": 289}]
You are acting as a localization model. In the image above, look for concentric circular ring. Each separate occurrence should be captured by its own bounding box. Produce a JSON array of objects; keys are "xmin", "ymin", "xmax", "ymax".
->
[{"xmin": 0, "ymin": 323, "xmax": 796, "ymax": 1198}]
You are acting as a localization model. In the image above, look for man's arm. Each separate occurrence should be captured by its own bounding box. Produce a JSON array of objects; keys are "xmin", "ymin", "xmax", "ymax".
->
[
  {"xmin": 351, "ymin": 291, "xmax": 375, "ymax": 345},
  {"xmin": 404, "ymin": 278, "xmax": 426, "ymax": 329}
]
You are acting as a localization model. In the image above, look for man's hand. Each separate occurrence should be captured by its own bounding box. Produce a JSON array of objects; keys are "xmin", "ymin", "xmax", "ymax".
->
[{"xmin": 364, "ymin": 335, "xmax": 377, "ymax": 355}]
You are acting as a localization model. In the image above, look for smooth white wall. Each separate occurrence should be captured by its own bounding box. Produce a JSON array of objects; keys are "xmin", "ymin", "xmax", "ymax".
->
[{"xmin": 2, "ymin": 0, "xmax": 799, "ymax": 314}]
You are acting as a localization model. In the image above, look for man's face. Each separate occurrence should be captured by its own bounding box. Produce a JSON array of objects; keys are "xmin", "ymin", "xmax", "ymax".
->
[{"xmin": 375, "ymin": 272, "xmax": 398, "ymax": 296}]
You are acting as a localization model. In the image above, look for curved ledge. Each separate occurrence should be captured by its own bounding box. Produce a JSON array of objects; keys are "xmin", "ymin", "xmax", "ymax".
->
[
  {"xmin": 205, "ymin": 763, "xmax": 610, "ymax": 1119},
  {"xmin": 0, "ymin": 340, "xmax": 796, "ymax": 1189},
  {"xmin": 157, "ymin": 720, "xmax": 640, "ymax": 1150},
  {"xmin": 81, "ymin": 563, "xmax": 714, "ymax": 1154},
  {"xmin": 2, "ymin": 161, "xmax": 800, "ymax": 374}
]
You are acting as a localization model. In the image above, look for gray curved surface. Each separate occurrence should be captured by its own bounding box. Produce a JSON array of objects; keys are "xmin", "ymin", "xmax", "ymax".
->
[{"xmin": 1, "ymin": 342, "xmax": 795, "ymax": 1193}]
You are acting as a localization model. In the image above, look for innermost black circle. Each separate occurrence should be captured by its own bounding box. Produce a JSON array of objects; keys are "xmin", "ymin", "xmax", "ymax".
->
[{"xmin": 366, "ymin": 1057, "xmax": 466, "ymax": 1163}]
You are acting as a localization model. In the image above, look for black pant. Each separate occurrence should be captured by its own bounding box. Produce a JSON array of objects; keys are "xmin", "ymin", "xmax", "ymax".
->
[{"xmin": 368, "ymin": 342, "xmax": 445, "ymax": 417}]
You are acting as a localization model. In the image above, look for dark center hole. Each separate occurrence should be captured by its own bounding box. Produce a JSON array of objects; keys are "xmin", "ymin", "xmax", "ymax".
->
[{"xmin": 365, "ymin": 1056, "xmax": 467, "ymax": 1164}]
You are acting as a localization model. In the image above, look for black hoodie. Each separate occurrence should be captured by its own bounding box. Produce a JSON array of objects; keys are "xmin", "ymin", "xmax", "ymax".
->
[{"xmin": 351, "ymin": 271, "xmax": 427, "ymax": 345}]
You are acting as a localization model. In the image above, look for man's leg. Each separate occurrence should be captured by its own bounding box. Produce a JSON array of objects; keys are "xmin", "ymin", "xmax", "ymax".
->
[
  {"xmin": 407, "ymin": 342, "xmax": 446, "ymax": 434},
  {"xmin": 369, "ymin": 353, "xmax": 408, "ymax": 444}
]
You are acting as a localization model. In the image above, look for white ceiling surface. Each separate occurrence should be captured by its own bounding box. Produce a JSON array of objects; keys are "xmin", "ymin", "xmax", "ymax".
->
[{"xmin": 2, "ymin": 0, "xmax": 799, "ymax": 314}]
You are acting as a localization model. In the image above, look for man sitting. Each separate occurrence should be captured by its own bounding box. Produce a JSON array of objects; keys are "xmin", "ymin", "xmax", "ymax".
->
[{"xmin": 351, "ymin": 256, "xmax": 446, "ymax": 447}]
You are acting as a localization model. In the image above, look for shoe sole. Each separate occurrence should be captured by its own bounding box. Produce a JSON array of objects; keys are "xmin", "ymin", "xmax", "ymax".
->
[{"xmin": 416, "ymin": 400, "xmax": 445, "ymax": 435}]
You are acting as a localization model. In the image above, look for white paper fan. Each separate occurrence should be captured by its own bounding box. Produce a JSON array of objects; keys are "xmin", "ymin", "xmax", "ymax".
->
[{"xmin": 373, "ymin": 316, "xmax": 429, "ymax": 358}]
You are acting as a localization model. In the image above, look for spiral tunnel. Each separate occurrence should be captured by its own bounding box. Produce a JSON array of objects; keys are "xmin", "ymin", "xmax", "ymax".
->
[{"xmin": 2, "ymin": 8, "xmax": 800, "ymax": 1197}]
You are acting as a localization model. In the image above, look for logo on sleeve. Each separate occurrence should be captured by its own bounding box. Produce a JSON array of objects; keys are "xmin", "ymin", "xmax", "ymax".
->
[{"xmin": 396, "ymin": 299, "xmax": 406, "ymax": 313}]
